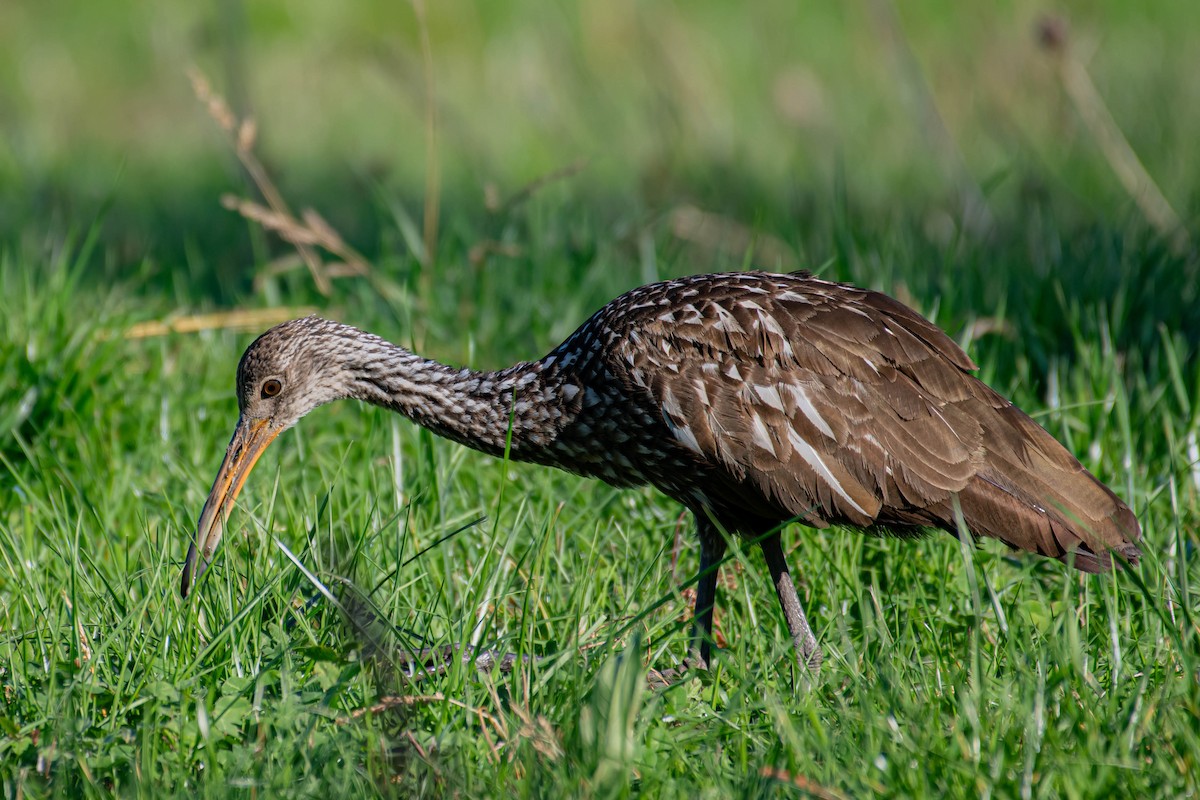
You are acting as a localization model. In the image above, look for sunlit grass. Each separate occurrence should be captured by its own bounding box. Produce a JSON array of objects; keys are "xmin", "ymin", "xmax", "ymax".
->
[
  {"xmin": 1, "ymin": 0, "xmax": 1198, "ymax": 794},
  {"xmin": 0, "ymin": 196, "xmax": 1197, "ymax": 797}
]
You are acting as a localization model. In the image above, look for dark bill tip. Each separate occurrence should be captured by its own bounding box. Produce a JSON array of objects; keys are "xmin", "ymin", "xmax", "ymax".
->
[
  {"xmin": 180, "ymin": 542, "xmax": 207, "ymax": 598},
  {"xmin": 181, "ymin": 415, "xmax": 279, "ymax": 600}
]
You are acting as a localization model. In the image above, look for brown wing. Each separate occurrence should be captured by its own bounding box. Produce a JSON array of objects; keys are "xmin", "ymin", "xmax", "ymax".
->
[{"xmin": 608, "ymin": 272, "xmax": 1140, "ymax": 570}]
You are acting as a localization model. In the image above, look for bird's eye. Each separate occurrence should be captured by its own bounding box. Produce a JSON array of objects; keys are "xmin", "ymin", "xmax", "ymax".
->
[{"xmin": 261, "ymin": 379, "xmax": 282, "ymax": 398}]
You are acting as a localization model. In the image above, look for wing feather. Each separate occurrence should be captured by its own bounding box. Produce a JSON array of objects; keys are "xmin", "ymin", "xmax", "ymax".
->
[
  {"xmin": 604, "ymin": 272, "xmax": 1137, "ymax": 573},
  {"xmin": 612, "ymin": 275, "xmax": 980, "ymax": 528},
  {"xmin": 600, "ymin": 271, "xmax": 1139, "ymax": 570}
]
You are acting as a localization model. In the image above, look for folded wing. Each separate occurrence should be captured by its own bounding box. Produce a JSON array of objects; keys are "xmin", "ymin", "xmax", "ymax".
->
[{"xmin": 610, "ymin": 273, "xmax": 1140, "ymax": 570}]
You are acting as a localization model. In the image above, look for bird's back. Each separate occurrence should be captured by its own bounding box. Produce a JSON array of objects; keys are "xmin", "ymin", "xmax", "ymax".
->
[{"xmin": 541, "ymin": 271, "xmax": 1140, "ymax": 571}]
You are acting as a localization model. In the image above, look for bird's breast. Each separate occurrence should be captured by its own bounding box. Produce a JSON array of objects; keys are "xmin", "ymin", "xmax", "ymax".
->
[{"xmin": 519, "ymin": 373, "xmax": 697, "ymax": 490}]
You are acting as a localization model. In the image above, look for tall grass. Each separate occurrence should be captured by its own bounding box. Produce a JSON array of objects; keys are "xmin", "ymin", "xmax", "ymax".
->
[
  {"xmin": 1, "ymin": 2, "xmax": 1198, "ymax": 794},
  {"xmin": 0, "ymin": 189, "xmax": 1197, "ymax": 797}
]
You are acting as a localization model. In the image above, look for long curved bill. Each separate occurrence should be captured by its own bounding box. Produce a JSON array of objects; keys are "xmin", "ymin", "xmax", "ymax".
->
[{"xmin": 181, "ymin": 416, "xmax": 280, "ymax": 598}]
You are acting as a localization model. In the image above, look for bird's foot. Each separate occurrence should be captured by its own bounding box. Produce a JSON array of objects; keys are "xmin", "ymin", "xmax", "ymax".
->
[
  {"xmin": 645, "ymin": 650, "xmax": 715, "ymax": 689},
  {"xmin": 647, "ymin": 657, "xmax": 704, "ymax": 689}
]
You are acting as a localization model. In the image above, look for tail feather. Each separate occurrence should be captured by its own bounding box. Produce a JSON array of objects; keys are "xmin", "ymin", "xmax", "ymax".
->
[
  {"xmin": 956, "ymin": 402, "xmax": 1141, "ymax": 572},
  {"xmin": 957, "ymin": 474, "xmax": 1140, "ymax": 572}
]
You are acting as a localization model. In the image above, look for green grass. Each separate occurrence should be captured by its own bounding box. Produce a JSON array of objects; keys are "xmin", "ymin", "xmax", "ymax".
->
[
  {"xmin": 0, "ymin": 194, "xmax": 1197, "ymax": 797},
  {"xmin": 2, "ymin": 2, "xmax": 1199, "ymax": 795}
]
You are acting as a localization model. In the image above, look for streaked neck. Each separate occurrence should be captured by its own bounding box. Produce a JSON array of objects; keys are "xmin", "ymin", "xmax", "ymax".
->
[{"xmin": 345, "ymin": 338, "xmax": 551, "ymax": 459}]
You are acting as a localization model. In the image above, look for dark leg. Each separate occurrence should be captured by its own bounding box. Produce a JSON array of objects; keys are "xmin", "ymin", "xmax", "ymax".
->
[
  {"xmin": 689, "ymin": 515, "xmax": 726, "ymax": 670},
  {"xmin": 760, "ymin": 531, "xmax": 821, "ymax": 671}
]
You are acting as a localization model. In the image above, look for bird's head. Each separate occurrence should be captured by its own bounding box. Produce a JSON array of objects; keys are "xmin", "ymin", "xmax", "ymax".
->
[{"xmin": 181, "ymin": 316, "xmax": 356, "ymax": 597}]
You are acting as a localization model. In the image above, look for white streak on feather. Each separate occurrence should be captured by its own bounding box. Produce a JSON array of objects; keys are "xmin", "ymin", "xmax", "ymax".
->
[
  {"xmin": 749, "ymin": 414, "xmax": 777, "ymax": 456},
  {"xmin": 753, "ymin": 384, "xmax": 785, "ymax": 412},
  {"xmin": 672, "ymin": 423, "xmax": 703, "ymax": 454},
  {"xmin": 660, "ymin": 385, "xmax": 683, "ymax": 420},
  {"xmin": 759, "ymin": 313, "xmax": 787, "ymax": 341},
  {"xmin": 782, "ymin": 383, "xmax": 835, "ymax": 439},
  {"xmin": 710, "ymin": 305, "xmax": 745, "ymax": 335},
  {"xmin": 786, "ymin": 428, "xmax": 870, "ymax": 516},
  {"xmin": 660, "ymin": 384, "xmax": 701, "ymax": 453}
]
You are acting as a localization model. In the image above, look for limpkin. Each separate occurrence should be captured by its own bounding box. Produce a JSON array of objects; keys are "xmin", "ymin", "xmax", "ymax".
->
[{"xmin": 182, "ymin": 270, "xmax": 1141, "ymax": 670}]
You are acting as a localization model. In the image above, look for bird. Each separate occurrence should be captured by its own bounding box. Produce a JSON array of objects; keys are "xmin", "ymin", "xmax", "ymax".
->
[{"xmin": 181, "ymin": 270, "xmax": 1142, "ymax": 671}]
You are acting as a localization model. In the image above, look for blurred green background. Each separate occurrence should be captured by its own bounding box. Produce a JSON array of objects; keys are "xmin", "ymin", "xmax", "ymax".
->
[{"xmin": 2, "ymin": 0, "xmax": 1196, "ymax": 289}]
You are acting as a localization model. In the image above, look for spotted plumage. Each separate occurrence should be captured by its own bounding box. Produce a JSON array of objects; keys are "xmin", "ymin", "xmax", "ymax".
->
[{"xmin": 183, "ymin": 270, "xmax": 1142, "ymax": 671}]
